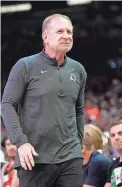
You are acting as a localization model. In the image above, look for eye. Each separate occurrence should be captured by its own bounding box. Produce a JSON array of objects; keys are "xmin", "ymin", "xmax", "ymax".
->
[
  {"xmin": 110, "ymin": 133, "xmax": 115, "ymax": 138},
  {"xmin": 67, "ymin": 30, "xmax": 72, "ymax": 35},
  {"xmin": 118, "ymin": 131, "xmax": 122, "ymax": 136},
  {"xmin": 57, "ymin": 30, "xmax": 63, "ymax": 34}
]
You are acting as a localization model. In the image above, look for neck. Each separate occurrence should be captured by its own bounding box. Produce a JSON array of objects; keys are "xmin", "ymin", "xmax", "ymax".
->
[
  {"xmin": 118, "ymin": 153, "xmax": 122, "ymax": 162},
  {"xmin": 45, "ymin": 47, "xmax": 65, "ymax": 65},
  {"xmin": 83, "ymin": 151, "xmax": 93, "ymax": 166}
]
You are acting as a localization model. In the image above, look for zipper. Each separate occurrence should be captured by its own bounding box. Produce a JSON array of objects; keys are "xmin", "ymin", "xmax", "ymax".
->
[{"xmin": 57, "ymin": 65, "xmax": 65, "ymax": 97}]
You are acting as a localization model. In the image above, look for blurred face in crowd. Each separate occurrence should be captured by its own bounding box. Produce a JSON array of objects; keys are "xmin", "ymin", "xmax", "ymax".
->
[
  {"xmin": 42, "ymin": 16, "xmax": 73, "ymax": 53},
  {"xmin": 110, "ymin": 124, "xmax": 122, "ymax": 153},
  {"xmin": 100, "ymin": 100, "xmax": 109, "ymax": 109},
  {"xmin": 85, "ymin": 99, "xmax": 94, "ymax": 108},
  {"xmin": 82, "ymin": 144, "xmax": 87, "ymax": 165},
  {"xmin": 5, "ymin": 139, "xmax": 17, "ymax": 159},
  {"xmin": 82, "ymin": 134, "xmax": 93, "ymax": 165}
]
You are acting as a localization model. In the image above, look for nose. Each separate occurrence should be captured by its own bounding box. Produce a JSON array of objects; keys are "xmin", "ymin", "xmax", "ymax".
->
[
  {"xmin": 115, "ymin": 134, "xmax": 120, "ymax": 140},
  {"xmin": 63, "ymin": 32, "xmax": 72, "ymax": 39},
  {"xmin": 11, "ymin": 145, "xmax": 17, "ymax": 150}
]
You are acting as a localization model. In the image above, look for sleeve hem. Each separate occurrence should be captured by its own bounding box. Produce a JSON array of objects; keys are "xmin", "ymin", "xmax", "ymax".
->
[{"xmin": 16, "ymin": 139, "xmax": 29, "ymax": 148}]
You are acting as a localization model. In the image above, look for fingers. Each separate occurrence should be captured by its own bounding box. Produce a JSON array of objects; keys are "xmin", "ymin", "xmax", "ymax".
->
[
  {"xmin": 20, "ymin": 157, "xmax": 27, "ymax": 170},
  {"xmin": 28, "ymin": 154, "xmax": 35, "ymax": 167},
  {"xmin": 31, "ymin": 147, "xmax": 39, "ymax": 157},
  {"xmin": 20, "ymin": 154, "xmax": 34, "ymax": 170},
  {"xmin": 18, "ymin": 143, "xmax": 39, "ymax": 170},
  {"xmin": 24, "ymin": 155, "xmax": 33, "ymax": 170}
]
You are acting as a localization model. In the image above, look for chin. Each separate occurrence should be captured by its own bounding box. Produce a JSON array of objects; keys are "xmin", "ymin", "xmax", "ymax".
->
[{"xmin": 60, "ymin": 47, "xmax": 72, "ymax": 53}]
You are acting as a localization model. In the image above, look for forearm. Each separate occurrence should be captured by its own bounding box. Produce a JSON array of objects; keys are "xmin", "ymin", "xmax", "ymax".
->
[
  {"xmin": 1, "ymin": 59, "xmax": 28, "ymax": 148},
  {"xmin": 76, "ymin": 89, "xmax": 85, "ymax": 143},
  {"xmin": 76, "ymin": 69, "xmax": 87, "ymax": 142},
  {"xmin": 76, "ymin": 109, "xmax": 85, "ymax": 142},
  {"xmin": 2, "ymin": 102, "xmax": 28, "ymax": 148}
]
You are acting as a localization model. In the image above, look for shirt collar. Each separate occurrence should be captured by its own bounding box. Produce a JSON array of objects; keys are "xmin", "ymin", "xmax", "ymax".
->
[{"xmin": 41, "ymin": 49, "xmax": 67, "ymax": 67}]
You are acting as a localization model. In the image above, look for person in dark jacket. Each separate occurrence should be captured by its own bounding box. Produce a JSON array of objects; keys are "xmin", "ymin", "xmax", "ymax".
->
[
  {"xmin": 105, "ymin": 120, "xmax": 122, "ymax": 187},
  {"xmin": 82, "ymin": 128, "xmax": 111, "ymax": 187},
  {"xmin": 2, "ymin": 13, "xmax": 87, "ymax": 187}
]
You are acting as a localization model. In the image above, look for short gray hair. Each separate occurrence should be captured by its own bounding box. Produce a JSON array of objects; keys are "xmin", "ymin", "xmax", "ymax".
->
[{"xmin": 42, "ymin": 14, "xmax": 73, "ymax": 33}]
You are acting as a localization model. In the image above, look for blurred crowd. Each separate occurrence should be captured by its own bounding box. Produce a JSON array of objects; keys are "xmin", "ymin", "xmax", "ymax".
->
[
  {"xmin": 0, "ymin": 75, "xmax": 122, "ymax": 187},
  {"xmin": 85, "ymin": 76, "xmax": 122, "ymax": 130}
]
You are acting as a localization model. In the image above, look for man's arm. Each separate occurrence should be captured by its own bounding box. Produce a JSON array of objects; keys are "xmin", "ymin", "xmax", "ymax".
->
[
  {"xmin": 1, "ymin": 60, "xmax": 29, "ymax": 148},
  {"xmin": 76, "ymin": 69, "xmax": 87, "ymax": 142}
]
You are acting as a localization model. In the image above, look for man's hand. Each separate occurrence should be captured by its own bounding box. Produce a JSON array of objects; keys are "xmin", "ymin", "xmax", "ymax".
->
[{"xmin": 18, "ymin": 143, "xmax": 39, "ymax": 170}]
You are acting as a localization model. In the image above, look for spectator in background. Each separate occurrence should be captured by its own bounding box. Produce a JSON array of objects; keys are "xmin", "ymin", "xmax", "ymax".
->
[
  {"xmin": 84, "ymin": 124, "xmax": 107, "ymax": 153},
  {"xmin": 1, "ymin": 137, "xmax": 18, "ymax": 187},
  {"xmin": 0, "ymin": 149, "xmax": 6, "ymax": 164},
  {"xmin": 85, "ymin": 99, "xmax": 100, "ymax": 121},
  {"xmin": 0, "ymin": 149, "xmax": 7, "ymax": 186},
  {"xmin": 84, "ymin": 123, "xmax": 117, "ymax": 160},
  {"xmin": 11, "ymin": 170, "xmax": 19, "ymax": 187},
  {"xmin": 105, "ymin": 120, "xmax": 122, "ymax": 187},
  {"xmin": 82, "ymin": 130, "xmax": 111, "ymax": 187},
  {"xmin": 84, "ymin": 76, "xmax": 122, "ymax": 131},
  {"xmin": 99, "ymin": 100, "xmax": 110, "ymax": 120}
]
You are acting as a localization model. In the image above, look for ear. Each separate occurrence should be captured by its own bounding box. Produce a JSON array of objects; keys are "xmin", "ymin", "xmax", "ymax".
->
[
  {"xmin": 42, "ymin": 32, "xmax": 47, "ymax": 42},
  {"xmin": 82, "ymin": 145, "xmax": 86, "ymax": 154}
]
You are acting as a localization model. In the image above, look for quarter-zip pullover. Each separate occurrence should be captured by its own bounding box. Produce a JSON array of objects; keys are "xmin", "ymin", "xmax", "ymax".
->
[{"xmin": 1, "ymin": 50, "xmax": 87, "ymax": 168}]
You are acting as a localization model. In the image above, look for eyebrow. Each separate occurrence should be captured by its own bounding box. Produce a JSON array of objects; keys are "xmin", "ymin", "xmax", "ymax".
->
[
  {"xmin": 118, "ymin": 131, "xmax": 122, "ymax": 134},
  {"xmin": 110, "ymin": 131, "xmax": 122, "ymax": 136}
]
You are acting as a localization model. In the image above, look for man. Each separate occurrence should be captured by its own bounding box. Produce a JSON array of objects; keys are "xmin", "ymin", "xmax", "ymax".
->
[
  {"xmin": 104, "ymin": 120, "xmax": 122, "ymax": 187},
  {"xmin": 1, "ymin": 14, "xmax": 87, "ymax": 187},
  {"xmin": 82, "ymin": 131, "xmax": 111, "ymax": 187}
]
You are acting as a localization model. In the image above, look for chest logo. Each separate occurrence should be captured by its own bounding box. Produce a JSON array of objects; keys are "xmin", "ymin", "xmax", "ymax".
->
[
  {"xmin": 41, "ymin": 70, "xmax": 47, "ymax": 74},
  {"xmin": 69, "ymin": 73, "xmax": 76, "ymax": 82}
]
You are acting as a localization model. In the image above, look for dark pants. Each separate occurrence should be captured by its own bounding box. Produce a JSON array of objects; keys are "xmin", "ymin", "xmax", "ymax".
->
[{"xmin": 17, "ymin": 158, "xmax": 83, "ymax": 187}]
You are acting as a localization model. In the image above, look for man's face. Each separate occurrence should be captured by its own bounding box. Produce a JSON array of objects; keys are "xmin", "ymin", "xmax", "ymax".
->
[
  {"xmin": 110, "ymin": 124, "xmax": 122, "ymax": 152},
  {"xmin": 43, "ymin": 17, "xmax": 73, "ymax": 53},
  {"xmin": 5, "ymin": 139, "xmax": 17, "ymax": 159}
]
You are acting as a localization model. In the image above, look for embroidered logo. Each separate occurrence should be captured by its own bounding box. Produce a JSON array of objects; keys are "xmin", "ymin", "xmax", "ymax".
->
[
  {"xmin": 69, "ymin": 73, "xmax": 76, "ymax": 82},
  {"xmin": 41, "ymin": 70, "xmax": 47, "ymax": 74}
]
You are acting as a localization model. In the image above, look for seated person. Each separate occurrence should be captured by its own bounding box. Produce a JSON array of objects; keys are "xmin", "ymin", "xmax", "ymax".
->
[
  {"xmin": 1, "ymin": 137, "xmax": 19, "ymax": 187},
  {"xmin": 105, "ymin": 120, "xmax": 122, "ymax": 187},
  {"xmin": 82, "ymin": 131, "xmax": 111, "ymax": 187}
]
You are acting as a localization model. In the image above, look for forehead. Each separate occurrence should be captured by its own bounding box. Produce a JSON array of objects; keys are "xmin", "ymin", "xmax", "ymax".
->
[
  {"xmin": 110, "ymin": 124, "xmax": 122, "ymax": 134},
  {"xmin": 49, "ymin": 17, "xmax": 73, "ymax": 30}
]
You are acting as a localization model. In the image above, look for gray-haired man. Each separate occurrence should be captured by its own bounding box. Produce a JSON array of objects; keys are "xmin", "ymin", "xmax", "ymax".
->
[{"xmin": 2, "ymin": 14, "xmax": 87, "ymax": 187}]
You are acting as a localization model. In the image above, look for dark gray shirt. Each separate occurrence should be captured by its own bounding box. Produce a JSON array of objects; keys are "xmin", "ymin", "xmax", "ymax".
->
[{"xmin": 1, "ymin": 51, "xmax": 87, "ymax": 168}]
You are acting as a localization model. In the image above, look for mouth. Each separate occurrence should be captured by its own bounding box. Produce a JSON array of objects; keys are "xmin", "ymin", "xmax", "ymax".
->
[{"xmin": 61, "ymin": 43, "xmax": 70, "ymax": 45}]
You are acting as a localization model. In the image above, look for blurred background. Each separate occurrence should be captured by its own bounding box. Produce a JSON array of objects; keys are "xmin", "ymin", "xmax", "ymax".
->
[{"xmin": 1, "ymin": 0, "xmax": 122, "ymax": 162}]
